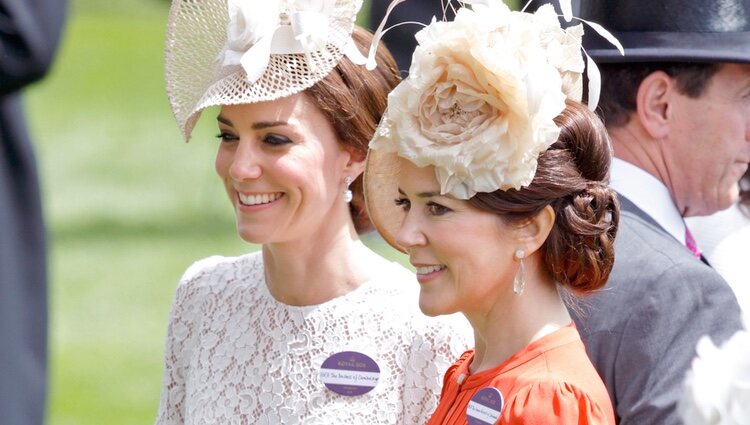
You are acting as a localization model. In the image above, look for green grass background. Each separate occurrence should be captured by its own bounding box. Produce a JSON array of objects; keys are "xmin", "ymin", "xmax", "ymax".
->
[{"xmin": 24, "ymin": 0, "xmax": 513, "ymax": 423}]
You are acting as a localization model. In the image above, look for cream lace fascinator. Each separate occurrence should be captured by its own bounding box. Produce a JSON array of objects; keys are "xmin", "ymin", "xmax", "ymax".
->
[
  {"xmin": 165, "ymin": 0, "xmax": 376, "ymax": 140},
  {"xmin": 364, "ymin": 0, "xmax": 622, "ymax": 251}
]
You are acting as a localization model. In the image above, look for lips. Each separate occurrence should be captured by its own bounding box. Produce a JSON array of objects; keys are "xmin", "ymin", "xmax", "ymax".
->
[{"xmin": 238, "ymin": 192, "xmax": 283, "ymax": 206}]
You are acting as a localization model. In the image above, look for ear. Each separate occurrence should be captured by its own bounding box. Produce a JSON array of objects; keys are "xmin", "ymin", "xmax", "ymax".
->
[
  {"xmin": 635, "ymin": 71, "xmax": 674, "ymax": 140},
  {"xmin": 340, "ymin": 146, "xmax": 367, "ymax": 179},
  {"xmin": 515, "ymin": 205, "xmax": 555, "ymax": 256}
]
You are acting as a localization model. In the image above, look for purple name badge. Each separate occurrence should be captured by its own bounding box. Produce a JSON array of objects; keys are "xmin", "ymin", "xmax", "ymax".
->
[
  {"xmin": 466, "ymin": 387, "xmax": 504, "ymax": 425},
  {"xmin": 319, "ymin": 351, "xmax": 380, "ymax": 396}
]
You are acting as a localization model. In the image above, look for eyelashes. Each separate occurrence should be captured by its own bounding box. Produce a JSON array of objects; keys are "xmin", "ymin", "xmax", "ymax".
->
[
  {"xmin": 216, "ymin": 132, "xmax": 237, "ymax": 142},
  {"xmin": 394, "ymin": 198, "xmax": 452, "ymax": 216},
  {"xmin": 427, "ymin": 202, "xmax": 451, "ymax": 216},
  {"xmin": 394, "ymin": 197, "xmax": 410, "ymax": 211},
  {"xmin": 263, "ymin": 134, "xmax": 292, "ymax": 146},
  {"xmin": 215, "ymin": 132, "xmax": 293, "ymax": 146}
]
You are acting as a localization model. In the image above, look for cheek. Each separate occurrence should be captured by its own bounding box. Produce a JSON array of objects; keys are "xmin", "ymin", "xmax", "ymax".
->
[{"xmin": 215, "ymin": 149, "xmax": 232, "ymax": 178}]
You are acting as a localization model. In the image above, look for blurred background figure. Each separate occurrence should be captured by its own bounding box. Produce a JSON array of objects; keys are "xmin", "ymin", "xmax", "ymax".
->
[
  {"xmin": 368, "ymin": 0, "xmax": 456, "ymax": 74},
  {"xmin": 524, "ymin": 0, "xmax": 579, "ymax": 14},
  {"xmin": 679, "ymin": 318, "xmax": 750, "ymax": 425},
  {"xmin": 687, "ymin": 169, "xmax": 750, "ymax": 313},
  {"xmin": 368, "ymin": 0, "xmax": 580, "ymax": 74},
  {"xmin": 1, "ymin": 0, "xmax": 67, "ymax": 424}
]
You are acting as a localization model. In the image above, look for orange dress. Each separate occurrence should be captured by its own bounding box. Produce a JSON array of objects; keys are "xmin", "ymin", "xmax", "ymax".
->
[{"xmin": 427, "ymin": 324, "xmax": 615, "ymax": 425}]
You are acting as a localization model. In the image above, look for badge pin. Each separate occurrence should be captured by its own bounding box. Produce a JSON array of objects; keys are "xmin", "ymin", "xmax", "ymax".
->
[
  {"xmin": 319, "ymin": 351, "xmax": 380, "ymax": 396},
  {"xmin": 466, "ymin": 386, "xmax": 504, "ymax": 425}
]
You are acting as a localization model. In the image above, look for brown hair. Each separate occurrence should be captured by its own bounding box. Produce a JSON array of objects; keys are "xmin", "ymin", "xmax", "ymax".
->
[
  {"xmin": 469, "ymin": 100, "xmax": 620, "ymax": 293},
  {"xmin": 597, "ymin": 62, "xmax": 721, "ymax": 127},
  {"xmin": 305, "ymin": 26, "xmax": 401, "ymax": 233}
]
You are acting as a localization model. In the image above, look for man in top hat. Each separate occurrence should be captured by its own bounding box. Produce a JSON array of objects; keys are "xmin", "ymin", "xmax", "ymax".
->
[{"xmin": 571, "ymin": 0, "xmax": 749, "ymax": 424}]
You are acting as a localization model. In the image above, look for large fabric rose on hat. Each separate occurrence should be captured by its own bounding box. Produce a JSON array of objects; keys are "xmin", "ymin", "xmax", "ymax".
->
[{"xmin": 370, "ymin": 1, "xmax": 583, "ymax": 199}]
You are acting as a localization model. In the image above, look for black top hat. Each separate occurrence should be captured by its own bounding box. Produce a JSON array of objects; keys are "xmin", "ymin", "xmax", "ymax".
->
[{"xmin": 578, "ymin": 0, "xmax": 750, "ymax": 63}]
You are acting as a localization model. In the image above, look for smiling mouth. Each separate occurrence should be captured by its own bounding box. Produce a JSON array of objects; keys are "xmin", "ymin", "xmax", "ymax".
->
[
  {"xmin": 238, "ymin": 192, "xmax": 283, "ymax": 206},
  {"xmin": 415, "ymin": 265, "xmax": 446, "ymax": 275}
]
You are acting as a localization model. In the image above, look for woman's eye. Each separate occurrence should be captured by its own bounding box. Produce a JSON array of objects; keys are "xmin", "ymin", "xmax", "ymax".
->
[
  {"xmin": 427, "ymin": 202, "xmax": 451, "ymax": 216},
  {"xmin": 216, "ymin": 132, "xmax": 238, "ymax": 142},
  {"xmin": 394, "ymin": 197, "xmax": 411, "ymax": 212},
  {"xmin": 263, "ymin": 134, "xmax": 292, "ymax": 146}
]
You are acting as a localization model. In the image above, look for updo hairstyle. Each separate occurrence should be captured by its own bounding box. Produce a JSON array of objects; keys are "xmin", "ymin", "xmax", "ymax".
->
[
  {"xmin": 305, "ymin": 26, "xmax": 401, "ymax": 234},
  {"xmin": 469, "ymin": 100, "xmax": 620, "ymax": 293}
]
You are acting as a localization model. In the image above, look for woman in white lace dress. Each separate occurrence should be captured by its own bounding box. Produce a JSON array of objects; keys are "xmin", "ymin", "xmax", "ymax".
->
[{"xmin": 155, "ymin": 1, "xmax": 471, "ymax": 424}]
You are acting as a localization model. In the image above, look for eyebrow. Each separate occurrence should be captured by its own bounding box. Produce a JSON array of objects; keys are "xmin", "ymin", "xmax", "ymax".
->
[
  {"xmin": 397, "ymin": 188, "xmax": 442, "ymax": 198},
  {"xmin": 216, "ymin": 115, "xmax": 288, "ymax": 130}
]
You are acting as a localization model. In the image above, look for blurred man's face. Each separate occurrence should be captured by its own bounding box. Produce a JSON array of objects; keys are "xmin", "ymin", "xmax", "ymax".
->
[{"xmin": 666, "ymin": 63, "xmax": 750, "ymax": 217}]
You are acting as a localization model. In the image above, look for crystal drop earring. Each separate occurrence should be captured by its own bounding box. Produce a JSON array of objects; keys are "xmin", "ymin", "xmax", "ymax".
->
[{"xmin": 513, "ymin": 249, "xmax": 525, "ymax": 295}]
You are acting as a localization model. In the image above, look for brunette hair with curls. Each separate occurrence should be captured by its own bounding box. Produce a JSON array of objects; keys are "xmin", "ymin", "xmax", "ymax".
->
[
  {"xmin": 469, "ymin": 100, "xmax": 620, "ymax": 293},
  {"xmin": 305, "ymin": 26, "xmax": 401, "ymax": 234}
]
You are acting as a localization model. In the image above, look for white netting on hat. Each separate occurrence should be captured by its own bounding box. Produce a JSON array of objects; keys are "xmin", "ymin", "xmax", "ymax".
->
[{"xmin": 165, "ymin": 0, "xmax": 361, "ymax": 140}]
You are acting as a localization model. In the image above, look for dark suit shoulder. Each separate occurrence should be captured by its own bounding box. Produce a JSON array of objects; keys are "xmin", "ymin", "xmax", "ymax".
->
[
  {"xmin": 570, "ymin": 203, "xmax": 742, "ymax": 425},
  {"xmin": 614, "ymin": 208, "xmax": 724, "ymax": 283}
]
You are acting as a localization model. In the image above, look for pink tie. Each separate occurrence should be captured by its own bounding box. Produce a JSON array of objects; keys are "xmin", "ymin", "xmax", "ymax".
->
[{"xmin": 684, "ymin": 227, "xmax": 702, "ymax": 260}]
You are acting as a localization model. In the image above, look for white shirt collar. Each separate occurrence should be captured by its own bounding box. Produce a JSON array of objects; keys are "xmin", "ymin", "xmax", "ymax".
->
[{"xmin": 610, "ymin": 158, "xmax": 686, "ymax": 245}]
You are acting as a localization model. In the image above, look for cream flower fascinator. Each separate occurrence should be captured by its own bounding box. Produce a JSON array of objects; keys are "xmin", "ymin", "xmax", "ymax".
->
[
  {"xmin": 364, "ymin": 0, "xmax": 622, "ymax": 251},
  {"xmin": 165, "ymin": 0, "xmax": 377, "ymax": 140}
]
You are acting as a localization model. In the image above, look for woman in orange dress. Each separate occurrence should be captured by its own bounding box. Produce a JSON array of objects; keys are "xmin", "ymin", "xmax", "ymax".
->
[{"xmin": 364, "ymin": 1, "xmax": 620, "ymax": 423}]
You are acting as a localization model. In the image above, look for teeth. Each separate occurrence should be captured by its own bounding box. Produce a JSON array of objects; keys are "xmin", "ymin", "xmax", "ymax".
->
[
  {"xmin": 239, "ymin": 192, "xmax": 282, "ymax": 206},
  {"xmin": 416, "ymin": 265, "xmax": 445, "ymax": 275}
]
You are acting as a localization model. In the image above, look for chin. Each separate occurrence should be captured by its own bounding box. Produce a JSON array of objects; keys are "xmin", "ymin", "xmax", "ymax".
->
[
  {"xmin": 418, "ymin": 296, "xmax": 452, "ymax": 317},
  {"xmin": 236, "ymin": 225, "xmax": 270, "ymax": 244},
  {"xmin": 713, "ymin": 187, "xmax": 741, "ymax": 214}
]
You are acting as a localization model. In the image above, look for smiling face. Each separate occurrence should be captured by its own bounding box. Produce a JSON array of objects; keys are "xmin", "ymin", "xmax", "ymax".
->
[
  {"xmin": 394, "ymin": 159, "xmax": 519, "ymax": 317},
  {"xmin": 214, "ymin": 93, "xmax": 356, "ymax": 244},
  {"xmin": 667, "ymin": 63, "xmax": 750, "ymax": 216}
]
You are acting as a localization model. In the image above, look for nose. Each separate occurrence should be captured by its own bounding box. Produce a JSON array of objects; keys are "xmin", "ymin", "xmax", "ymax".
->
[
  {"xmin": 395, "ymin": 210, "xmax": 427, "ymax": 249},
  {"xmin": 227, "ymin": 139, "xmax": 263, "ymax": 181}
]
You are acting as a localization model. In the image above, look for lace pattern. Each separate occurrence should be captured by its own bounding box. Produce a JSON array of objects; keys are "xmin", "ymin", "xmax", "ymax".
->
[{"xmin": 156, "ymin": 252, "xmax": 471, "ymax": 424}]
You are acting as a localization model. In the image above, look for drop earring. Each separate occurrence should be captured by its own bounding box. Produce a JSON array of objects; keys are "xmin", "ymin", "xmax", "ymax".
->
[
  {"xmin": 513, "ymin": 249, "xmax": 525, "ymax": 296},
  {"xmin": 343, "ymin": 176, "xmax": 353, "ymax": 203}
]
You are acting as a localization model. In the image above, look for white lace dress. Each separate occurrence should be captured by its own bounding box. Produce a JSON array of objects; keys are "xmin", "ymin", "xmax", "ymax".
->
[{"xmin": 155, "ymin": 251, "xmax": 472, "ymax": 425}]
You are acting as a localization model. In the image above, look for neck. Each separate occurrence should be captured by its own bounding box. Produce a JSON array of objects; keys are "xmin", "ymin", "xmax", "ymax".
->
[
  {"xmin": 609, "ymin": 123, "xmax": 681, "ymax": 209},
  {"xmin": 466, "ymin": 261, "xmax": 571, "ymax": 374},
  {"xmin": 262, "ymin": 218, "xmax": 382, "ymax": 306}
]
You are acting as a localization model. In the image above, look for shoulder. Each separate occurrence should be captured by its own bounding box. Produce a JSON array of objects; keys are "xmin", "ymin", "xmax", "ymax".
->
[
  {"xmin": 597, "ymin": 208, "xmax": 731, "ymax": 302},
  {"xmin": 502, "ymin": 381, "xmax": 615, "ymax": 424},
  {"xmin": 172, "ymin": 251, "xmax": 263, "ymax": 305},
  {"xmin": 577, "ymin": 213, "xmax": 740, "ymax": 339},
  {"xmin": 616, "ymin": 210, "xmax": 706, "ymax": 275},
  {"xmin": 365, "ymin": 259, "xmax": 418, "ymax": 293},
  {"xmin": 360, "ymin": 261, "xmax": 473, "ymax": 362},
  {"xmin": 411, "ymin": 312, "xmax": 474, "ymax": 359},
  {"xmin": 382, "ymin": 262, "xmax": 470, "ymax": 336},
  {"xmin": 179, "ymin": 251, "xmax": 262, "ymax": 281}
]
